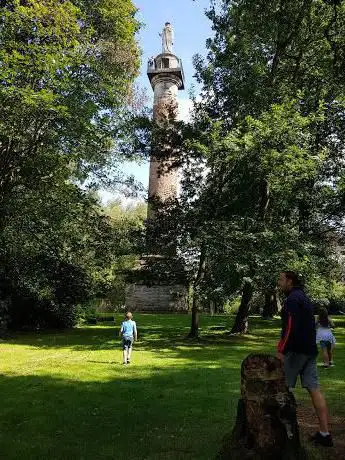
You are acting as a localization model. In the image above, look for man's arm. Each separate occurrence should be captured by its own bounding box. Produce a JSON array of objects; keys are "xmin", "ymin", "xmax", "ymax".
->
[
  {"xmin": 133, "ymin": 322, "xmax": 138, "ymax": 341},
  {"xmin": 277, "ymin": 296, "xmax": 299, "ymax": 354}
]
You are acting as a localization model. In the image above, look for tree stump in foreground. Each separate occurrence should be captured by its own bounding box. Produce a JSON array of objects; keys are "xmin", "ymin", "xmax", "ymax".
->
[{"xmin": 217, "ymin": 354, "xmax": 306, "ymax": 460}]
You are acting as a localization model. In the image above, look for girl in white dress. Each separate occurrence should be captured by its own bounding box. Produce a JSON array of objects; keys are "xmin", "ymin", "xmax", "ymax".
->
[{"xmin": 316, "ymin": 308, "xmax": 336, "ymax": 368}]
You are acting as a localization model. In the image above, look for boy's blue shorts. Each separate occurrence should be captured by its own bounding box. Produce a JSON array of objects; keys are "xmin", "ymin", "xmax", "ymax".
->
[{"xmin": 122, "ymin": 338, "xmax": 133, "ymax": 350}]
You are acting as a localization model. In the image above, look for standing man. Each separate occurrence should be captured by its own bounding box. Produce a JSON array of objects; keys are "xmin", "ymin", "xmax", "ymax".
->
[{"xmin": 277, "ymin": 271, "xmax": 333, "ymax": 447}]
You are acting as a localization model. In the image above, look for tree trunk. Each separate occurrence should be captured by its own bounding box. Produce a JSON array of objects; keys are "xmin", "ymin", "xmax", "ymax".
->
[
  {"xmin": 210, "ymin": 300, "xmax": 215, "ymax": 316},
  {"xmin": 188, "ymin": 246, "xmax": 206, "ymax": 339},
  {"xmin": 230, "ymin": 280, "xmax": 253, "ymax": 334},
  {"xmin": 259, "ymin": 179, "xmax": 270, "ymax": 222},
  {"xmin": 217, "ymin": 354, "xmax": 306, "ymax": 460},
  {"xmin": 0, "ymin": 299, "xmax": 10, "ymax": 338},
  {"xmin": 189, "ymin": 295, "xmax": 200, "ymax": 338},
  {"xmin": 262, "ymin": 288, "xmax": 280, "ymax": 318}
]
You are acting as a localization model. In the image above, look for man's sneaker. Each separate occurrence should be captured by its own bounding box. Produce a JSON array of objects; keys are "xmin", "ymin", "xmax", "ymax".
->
[
  {"xmin": 323, "ymin": 364, "xmax": 330, "ymax": 369},
  {"xmin": 329, "ymin": 361, "xmax": 335, "ymax": 367},
  {"xmin": 127, "ymin": 360, "xmax": 131, "ymax": 364},
  {"xmin": 310, "ymin": 432, "xmax": 333, "ymax": 447}
]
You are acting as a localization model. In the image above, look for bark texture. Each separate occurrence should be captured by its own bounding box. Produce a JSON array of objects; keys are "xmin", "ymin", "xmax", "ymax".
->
[
  {"xmin": 230, "ymin": 280, "xmax": 253, "ymax": 334},
  {"xmin": 262, "ymin": 288, "xmax": 280, "ymax": 318},
  {"xmin": 217, "ymin": 354, "xmax": 306, "ymax": 460}
]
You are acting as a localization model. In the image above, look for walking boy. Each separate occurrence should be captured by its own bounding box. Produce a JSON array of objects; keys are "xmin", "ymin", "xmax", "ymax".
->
[{"xmin": 120, "ymin": 312, "xmax": 137, "ymax": 365}]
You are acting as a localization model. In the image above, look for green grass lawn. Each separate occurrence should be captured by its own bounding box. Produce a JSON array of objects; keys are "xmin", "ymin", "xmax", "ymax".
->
[{"xmin": 1, "ymin": 314, "xmax": 344, "ymax": 460}]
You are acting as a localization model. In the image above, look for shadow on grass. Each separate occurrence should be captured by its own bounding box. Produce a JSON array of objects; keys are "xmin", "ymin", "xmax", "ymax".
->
[
  {"xmin": 0, "ymin": 364, "xmax": 336, "ymax": 460},
  {"xmin": 0, "ymin": 366, "xmax": 241, "ymax": 460}
]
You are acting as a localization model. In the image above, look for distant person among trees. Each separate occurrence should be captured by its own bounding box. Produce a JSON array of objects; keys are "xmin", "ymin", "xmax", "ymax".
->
[
  {"xmin": 120, "ymin": 312, "xmax": 137, "ymax": 365},
  {"xmin": 316, "ymin": 307, "xmax": 336, "ymax": 369},
  {"xmin": 277, "ymin": 271, "xmax": 333, "ymax": 447}
]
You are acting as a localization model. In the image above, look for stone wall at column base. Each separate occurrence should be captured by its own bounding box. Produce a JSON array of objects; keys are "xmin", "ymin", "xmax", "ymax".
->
[{"xmin": 126, "ymin": 283, "xmax": 187, "ymax": 312}]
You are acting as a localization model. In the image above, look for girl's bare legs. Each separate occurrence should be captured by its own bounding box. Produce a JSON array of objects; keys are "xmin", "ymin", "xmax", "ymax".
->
[
  {"xmin": 322, "ymin": 347, "xmax": 329, "ymax": 366},
  {"xmin": 328, "ymin": 344, "xmax": 334, "ymax": 365}
]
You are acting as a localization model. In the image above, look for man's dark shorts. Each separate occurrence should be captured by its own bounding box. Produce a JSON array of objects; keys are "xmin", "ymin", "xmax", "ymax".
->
[
  {"xmin": 122, "ymin": 337, "xmax": 133, "ymax": 351},
  {"xmin": 284, "ymin": 352, "xmax": 319, "ymax": 391}
]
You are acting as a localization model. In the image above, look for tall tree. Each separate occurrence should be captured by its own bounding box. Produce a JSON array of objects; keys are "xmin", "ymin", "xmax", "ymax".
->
[
  {"xmin": 175, "ymin": 0, "xmax": 345, "ymax": 334},
  {"xmin": 195, "ymin": 0, "xmax": 345, "ymax": 125},
  {"xmin": 0, "ymin": 0, "xmax": 142, "ymax": 330}
]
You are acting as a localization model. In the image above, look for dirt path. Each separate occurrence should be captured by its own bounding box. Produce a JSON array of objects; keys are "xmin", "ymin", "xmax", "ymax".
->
[{"xmin": 298, "ymin": 405, "xmax": 345, "ymax": 459}]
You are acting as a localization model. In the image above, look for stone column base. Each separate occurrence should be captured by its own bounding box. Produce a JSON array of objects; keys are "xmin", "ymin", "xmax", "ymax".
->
[
  {"xmin": 126, "ymin": 283, "xmax": 187, "ymax": 312},
  {"xmin": 125, "ymin": 255, "xmax": 188, "ymax": 312}
]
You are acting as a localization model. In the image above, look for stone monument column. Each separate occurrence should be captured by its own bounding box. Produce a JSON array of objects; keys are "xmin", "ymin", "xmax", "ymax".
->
[
  {"xmin": 147, "ymin": 22, "xmax": 184, "ymax": 220},
  {"xmin": 125, "ymin": 23, "xmax": 187, "ymax": 312}
]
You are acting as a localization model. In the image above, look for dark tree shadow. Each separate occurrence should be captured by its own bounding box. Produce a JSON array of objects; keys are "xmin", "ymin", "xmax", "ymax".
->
[{"xmin": 0, "ymin": 367, "xmax": 241, "ymax": 460}]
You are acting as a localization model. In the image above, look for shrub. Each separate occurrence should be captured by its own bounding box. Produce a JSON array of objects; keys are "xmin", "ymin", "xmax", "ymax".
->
[{"xmin": 224, "ymin": 297, "xmax": 241, "ymax": 315}]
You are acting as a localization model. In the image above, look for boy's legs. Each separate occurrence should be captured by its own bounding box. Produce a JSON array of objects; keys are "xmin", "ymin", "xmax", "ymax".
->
[
  {"xmin": 127, "ymin": 340, "xmax": 133, "ymax": 363},
  {"xmin": 123, "ymin": 340, "xmax": 128, "ymax": 364}
]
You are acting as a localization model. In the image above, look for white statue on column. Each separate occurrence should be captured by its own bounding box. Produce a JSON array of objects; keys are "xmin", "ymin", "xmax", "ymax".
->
[{"xmin": 160, "ymin": 22, "xmax": 174, "ymax": 54}]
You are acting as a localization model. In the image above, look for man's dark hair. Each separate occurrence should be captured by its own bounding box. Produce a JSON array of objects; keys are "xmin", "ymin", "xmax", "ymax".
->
[{"xmin": 283, "ymin": 271, "xmax": 304, "ymax": 288}]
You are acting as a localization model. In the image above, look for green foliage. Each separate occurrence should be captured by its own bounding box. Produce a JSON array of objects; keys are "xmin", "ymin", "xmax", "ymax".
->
[
  {"xmin": 4, "ymin": 189, "xmax": 119, "ymax": 329},
  {"xmin": 196, "ymin": 0, "xmax": 345, "ymax": 124},
  {"xmin": 164, "ymin": 0, "xmax": 345, "ymax": 333},
  {"xmin": 175, "ymin": 104, "xmax": 338, "ymax": 309},
  {"xmin": 101, "ymin": 200, "xmax": 146, "ymax": 309},
  {"xmin": 0, "ymin": 0, "xmax": 142, "ymax": 329},
  {"xmin": 105, "ymin": 199, "xmax": 147, "ymax": 232},
  {"xmin": 329, "ymin": 280, "xmax": 345, "ymax": 301},
  {"xmin": 224, "ymin": 296, "xmax": 241, "ymax": 315},
  {"xmin": 0, "ymin": 0, "xmax": 141, "ymax": 192}
]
